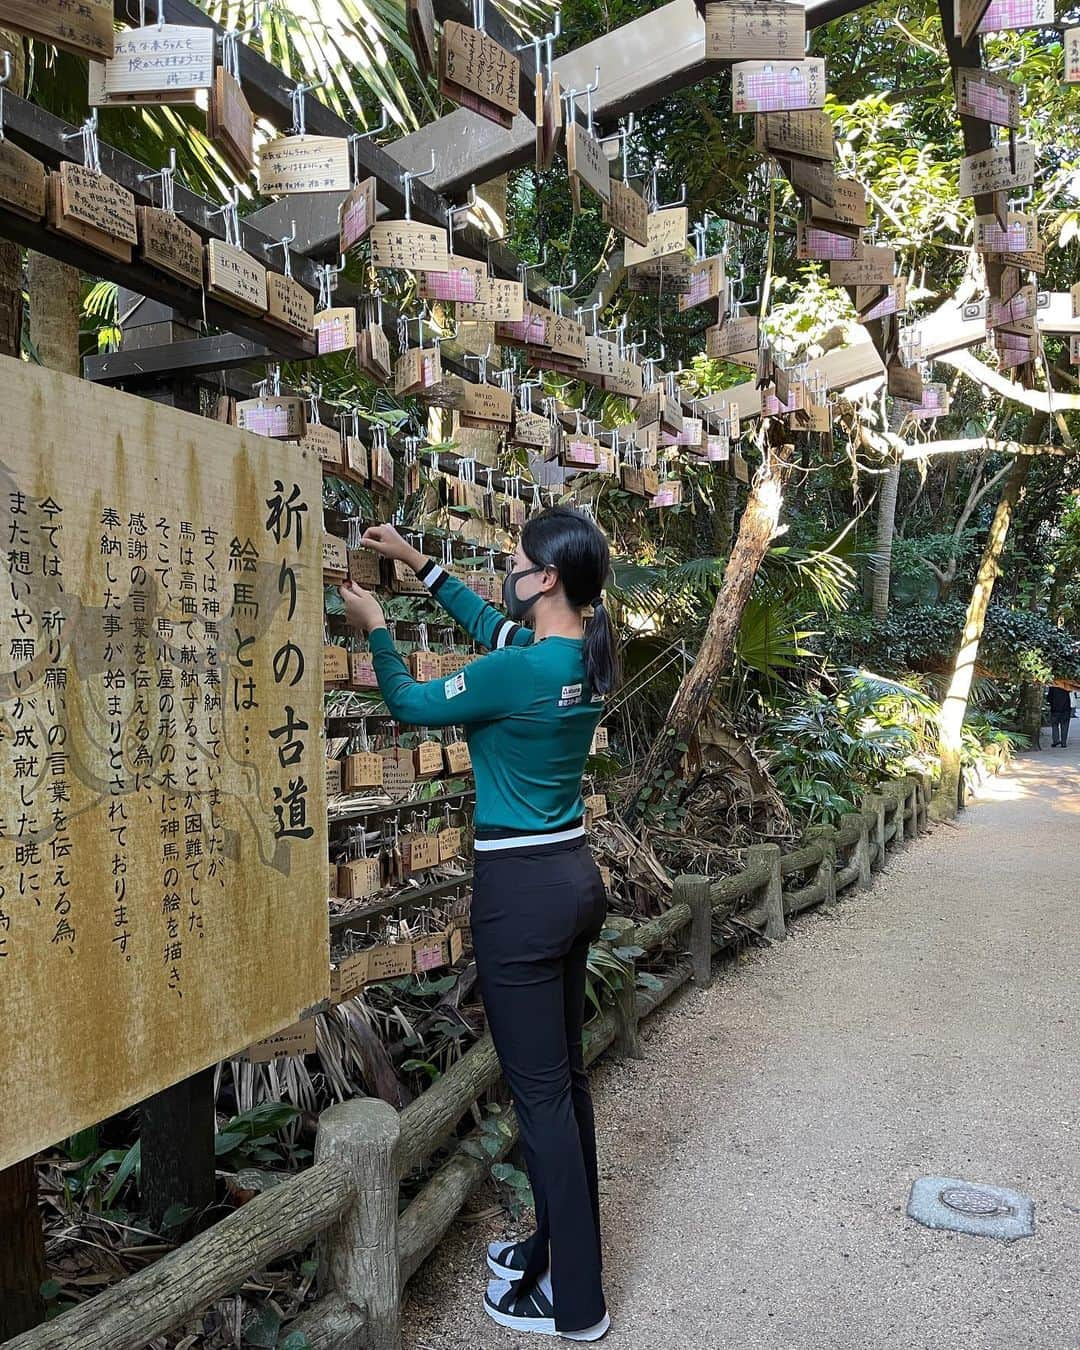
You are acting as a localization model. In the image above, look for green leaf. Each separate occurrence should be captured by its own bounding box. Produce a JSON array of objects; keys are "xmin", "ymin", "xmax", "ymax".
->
[
  {"xmin": 103, "ymin": 1141, "xmax": 141, "ymax": 1206},
  {"xmin": 40, "ymin": 1280, "xmax": 62, "ymax": 1301}
]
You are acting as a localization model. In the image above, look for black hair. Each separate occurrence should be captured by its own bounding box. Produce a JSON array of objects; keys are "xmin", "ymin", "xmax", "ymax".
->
[{"xmin": 520, "ymin": 506, "xmax": 621, "ymax": 695}]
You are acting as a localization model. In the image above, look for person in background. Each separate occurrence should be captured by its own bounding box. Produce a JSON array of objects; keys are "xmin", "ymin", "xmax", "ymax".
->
[
  {"xmin": 339, "ymin": 507, "xmax": 619, "ymax": 1342},
  {"xmin": 1048, "ymin": 684, "xmax": 1072, "ymax": 749}
]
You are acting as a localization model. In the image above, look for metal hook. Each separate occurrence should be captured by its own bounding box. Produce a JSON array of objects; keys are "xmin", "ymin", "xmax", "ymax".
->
[
  {"xmin": 576, "ymin": 301, "xmax": 601, "ymax": 336},
  {"xmin": 219, "ymin": 1, "xmax": 265, "ymax": 79},
  {"xmin": 518, "ymin": 245, "xmax": 548, "ymax": 286},
  {"xmin": 690, "ymin": 212, "xmax": 713, "ymax": 261},
  {"xmin": 447, "ymin": 184, "xmax": 478, "ymax": 255},
  {"xmin": 347, "ymin": 110, "xmax": 390, "ymax": 183},
  {"xmin": 264, "ymin": 221, "xmax": 297, "ymax": 278},
  {"xmin": 61, "ymin": 111, "xmax": 101, "ymax": 176},
  {"xmin": 464, "ymin": 345, "xmax": 493, "ymax": 384},
  {"xmin": 546, "ymin": 270, "xmax": 577, "ymax": 314},
  {"xmin": 402, "ymin": 152, "xmax": 436, "ymax": 222},
  {"xmin": 289, "ymin": 78, "xmax": 325, "ymax": 138},
  {"xmin": 137, "ymin": 147, "xmax": 178, "ymax": 214},
  {"xmin": 0, "ymin": 51, "xmax": 11, "ymax": 142}
]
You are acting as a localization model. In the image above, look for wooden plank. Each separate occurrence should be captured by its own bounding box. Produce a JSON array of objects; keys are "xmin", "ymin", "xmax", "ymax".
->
[
  {"xmin": 704, "ymin": 1, "xmax": 805, "ymax": 60},
  {"xmin": 0, "ymin": 357, "xmax": 328, "ymax": 1172},
  {"xmin": 0, "ymin": 0, "xmax": 113, "ymax": 59}
]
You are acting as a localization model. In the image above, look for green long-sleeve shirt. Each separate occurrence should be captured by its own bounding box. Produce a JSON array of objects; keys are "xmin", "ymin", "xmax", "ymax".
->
[{"xmin": 367, "ymin": 559, "xmax": 602, "ymax": 838}]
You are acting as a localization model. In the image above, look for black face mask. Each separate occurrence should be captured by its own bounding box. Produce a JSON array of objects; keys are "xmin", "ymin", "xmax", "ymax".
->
[{"xmin": 502, "ymin": 564, "xmax": 546, "ymax": 621}]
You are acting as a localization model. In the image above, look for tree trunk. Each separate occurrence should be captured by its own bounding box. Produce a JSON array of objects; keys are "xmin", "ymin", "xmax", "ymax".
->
[
  {"xmin": 0, "ymin": 31, "xmax": 27, "ymax": 360},
  {"xmin": 27, "ymin": 252, "xmax": 82, "ymax": 375},
  {"xmin": 0, "ymin": 1158, "xmax": 46, "ymax": 1338},
  {"xmin": 1017, "ymin": 681, "xmax": 1044, "ymax": 750},
  {"xmin": 628, "ymin": 444, "xmax": 794, "ymax": 817},
  {"xmin": 931, "ymin": 455, "xmax": 1031, "ymax": 819},
  {"xmin": 712, "ymin": 472, "xmax": 738, "ymax": 560},
  {"xmin": 871, "ymin": 462, "xmax": 900, "ymax": 622}
]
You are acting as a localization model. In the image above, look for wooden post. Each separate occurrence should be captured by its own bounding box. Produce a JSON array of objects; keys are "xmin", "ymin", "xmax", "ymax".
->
[
  {"xmin": 677, "ymin": 875, "xmax": 714, "ymax": 988},
  {"xmin": 140, "ymin": 1066, "xmax": 217, "ymax": 1226},
  {"xmin": 0, "ymin": 1158, "xmax": 46, "ymax": 1340},
  {"xmin": 861, "ymin": 794, "xmax": 886, "ymax": 871},
  {"xmin": 746, "ymin": 843, "xmax": 784, "ymax": 940},
  {"xmin": 804, "ymin": 826, "xmax": 837, "ymax": 908},
  {"xmin": 315, "ymin": 1098, "xmax": 401, "ymax": 1350},
  {"xmin": 852, "ymin": 811, "xmax": 872, "ymax": 891},
  {"xmin": 605, "ymin": 915, "xmax": 643, "ymax": 1060}
]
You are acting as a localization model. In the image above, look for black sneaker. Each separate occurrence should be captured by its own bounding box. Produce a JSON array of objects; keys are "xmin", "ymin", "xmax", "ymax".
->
[
  {"xmin": 483, "ymin": 1278, "xmax": 610, "ymax": 1341},
  {"xmin": 487, "ymin": 1238, "xmax": 531, "ymax": 1280}
]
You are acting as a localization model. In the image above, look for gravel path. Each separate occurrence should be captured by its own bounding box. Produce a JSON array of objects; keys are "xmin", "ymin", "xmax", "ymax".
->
[{"xmin": 403, "ymin": 745, "xmax": 1080, "ymax": 1350}]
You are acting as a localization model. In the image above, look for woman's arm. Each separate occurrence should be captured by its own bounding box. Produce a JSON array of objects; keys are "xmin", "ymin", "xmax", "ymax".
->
[
  {"xmin": 360, "ymin": 523, "xmax": 533, "ymax": 652},
  {"xmin": 367, "ymin": 627, "xmax": 532, "ymax": 727}
]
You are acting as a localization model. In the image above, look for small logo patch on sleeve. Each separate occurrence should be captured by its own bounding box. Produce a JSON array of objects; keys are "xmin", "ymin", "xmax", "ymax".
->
[
  {"xmin": 558, "ymin": 682, "xmax": 583, "ymax": 707},
  {"xmin": 444, "ymin": 672, "xmax": 467, "ymax": 699}
]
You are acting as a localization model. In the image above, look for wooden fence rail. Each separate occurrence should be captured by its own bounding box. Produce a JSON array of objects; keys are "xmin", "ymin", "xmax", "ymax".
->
[{"xmin": 4, "ymin": 774, "xmax": 931, "ymax": 1350}]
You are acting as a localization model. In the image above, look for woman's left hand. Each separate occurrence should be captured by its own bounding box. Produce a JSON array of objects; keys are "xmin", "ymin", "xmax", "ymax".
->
[{"xmin": 339, "ymin": 581, "xmax": 386, "ymax": 633}]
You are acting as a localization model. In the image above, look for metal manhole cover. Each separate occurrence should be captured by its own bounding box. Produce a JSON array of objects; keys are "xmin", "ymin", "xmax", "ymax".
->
[{"xmin": 907, "ymin": 1176, "xmax": 1034, "ymax": 1241}]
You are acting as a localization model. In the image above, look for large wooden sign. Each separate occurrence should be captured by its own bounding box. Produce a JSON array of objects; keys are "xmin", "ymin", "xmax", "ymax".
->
[
  {"xmin": 705, "ymin": 1, "xmax": 805, "ymax": 59},
  {"xmin": 732, "ymin": 58, "xmax": 826, "ymax": 114},
  {"xmin": 0, "ymin": 358, "xmax": 328, "ymax": 1170},
  {"xmin": 258, "ymin": 136, "xmax": 351, "ymax": 196},
  {"xmin": 102, "ymin": 25, "xmax": 215, "ymax": 101},
  {"xmin": 0, "ymin": 0, "xmax": 114, "ymax": 59},
  {"xmin": 958, "ymin": 143, "xmax": 1035, "ymax": 197}
]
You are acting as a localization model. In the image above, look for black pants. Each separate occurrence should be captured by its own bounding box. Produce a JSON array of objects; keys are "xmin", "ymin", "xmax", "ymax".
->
[
  {"xmin": 471, "ymin": 837, "xmax": 608, "ymax": 1333},
  {"xmin": 1052, "ymin": 713, "xmax": 1070, "ymax": 746}
]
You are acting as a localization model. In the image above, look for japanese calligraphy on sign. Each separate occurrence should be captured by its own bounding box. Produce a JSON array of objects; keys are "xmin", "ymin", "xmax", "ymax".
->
[
  {"xmin": 0, "ymin": 358, "xmax": 327, "ymax": 1171},
  {"xmin": 441, "ymin": 20, "xmax": 520, "ymax": 116},
  {"xmin": 258, "ymin": 136, "xmax": 352, "ymax": 197},
  {"xmin": 957, "ymin": 143, "xmax": 1035, "ymax": 197},
  {"xmin": 705, "ymin": 1, "xmax": 805, "ymax": 60},
  {"xmin": 625, "ymin": 207, "xmax": 689, "ymax": 266},
  {"xmin": 0, "ymin": 0, "xmax": 114, "ymax": 59},
  {"xmin": 102, "ymin": 25, "xmax": 215, "ymax": 100},
  {"xmin": 756, "ymin": 109, "xmax": 834, "ymax": 161},
  {"xmin": 954, "ymin": 67, "xmax": 1020, "ymax": 127},
  {"xmin": 732, "ymin": 58, "xmax": 826, "ymax": 114},
  {"xmin": 1067, "ymin": 28, "xmax": 1080, "ymax": 83}
]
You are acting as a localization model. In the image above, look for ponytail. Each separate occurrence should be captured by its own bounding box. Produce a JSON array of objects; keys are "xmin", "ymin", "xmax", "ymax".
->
[{"xmin": 584, "ymin": 598, "xmax": 620, "ymax": 695}]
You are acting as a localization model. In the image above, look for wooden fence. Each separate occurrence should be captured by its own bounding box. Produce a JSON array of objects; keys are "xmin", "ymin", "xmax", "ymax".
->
[{"xmin": 4, "ymin": 775, "xmax": 930, "ymax": 1350}]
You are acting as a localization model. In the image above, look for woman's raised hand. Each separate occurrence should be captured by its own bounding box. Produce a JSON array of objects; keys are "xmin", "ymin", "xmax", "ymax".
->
[{"xmin": 361, "ymin": 524, "xmax": 424, "ymax": 570}]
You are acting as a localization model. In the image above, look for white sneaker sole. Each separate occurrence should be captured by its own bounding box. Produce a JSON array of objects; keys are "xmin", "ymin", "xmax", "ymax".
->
[
  {"xmin": 483, "ymin": 1298, "xmax": 610, "ymax": 1342},
  {"xmin": 487, "ymin": 1252, "xmax": 524, "ymax": 1280}
]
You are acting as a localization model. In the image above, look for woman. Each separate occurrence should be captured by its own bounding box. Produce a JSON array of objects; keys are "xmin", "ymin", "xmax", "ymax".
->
[{"xmin": 339, "ymin": 507, "xmax": 619, "ymax": 1342}]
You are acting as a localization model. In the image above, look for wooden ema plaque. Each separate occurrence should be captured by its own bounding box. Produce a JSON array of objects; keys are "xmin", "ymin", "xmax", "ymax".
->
[
  {"xmin": 344, "ymin": 750, "xmax": 383, "ymax": 790},
  {"xmin": 706, "ymin": 315, "xmax": 759, "ymax": 359},
  {"xmin": 56, "ymin": 161, "xmax": 138, "ymax": 250},
  {"xmin": 954, "ymin": 68, "xmax": 1020, "ymax": 128},
  {"xmin": 259, "ymin": 136, "xmax": 351, "ymax": 196},
  {"xmin": 243, "ymin": 1018, "xmax": 317, "ymax": 1062},
  {"xmin": 566, "ymin": 122, "xmax": 612, "ymax": 206},
  {"xmin": 338, "ymin": 856, "xmax": 383, "ymax": 901},
  {"xmin": 757, "ymin": 109, "xmax": 833, "ymax": 161},
  {"xmin": 236, "ymin": 396, "xmax": 305, "ymax": 440},
  {"xmin": 0, "ymin": 139, "xmax": 47, "ymax": 222},
  {"xmin": 537, "ymin": 71, "xmax": 563, "ymax": 172},
  {"xmin": 102, "ymin": 25, "xmax": 214, "ymax": 100},
  {"xmin": 339, "ymin": 177, "xmax": 377, "ymax": 253},
  {"xmin": 958, "ymin": 143, "xmax": 1035, "ymax": 197},
  {"xmin": 47, "ymin": 173, "xmax": 130, "ymax": 263},
  {"xmin": 380, "ymin": 747, "xmax": 416, "ymax": 800},
  {"xmin": 407, "ymin": 0, "xmax": 437, "ymax": 77},
  {"xmin": 603, "ymin": 178, "xmax": 649, "ymax": 246},
  {"xmin": 625, "ymin": 207, "xmax": 689, "ymax": 266},
  {"xmin": 88, "ymin": 60, "xmax": 179, "ymax": 109},
  {"xmin": 206, "ymin": 238, "xmax": 268, "ymax": 315},
  {"xmin": 1070, "ymin": 333, "xmax": 1080, "ymax": 365},
  {"xmin": 1, "ymin": 0, "xmax": 114, "ymax": 59},
  {"xmin": 860, "ymin": 277, "xmax": 907, "ymax": 320},
  {"xmin": 887, "ymin": 359, "xmax": 923, "ymax": 401},
  {"xmin": 957, "ymin": 0, "xmax": 992, "ymax": 43},
  {"xmin": 348, "ymin": 543, "xmax": 380, "ymax": 586},
  {"xmin": 976, "ymin": 0, "xmax": 1053, "ymax": 34},
  {"xmin": 441, "ymin": 20, "xmax": 520, "ymax": 118},
  {"xmin": 1072, "ymin": 282, "xmax": 1080, "ymax": 320},
  {"xmin": 705, "ymin": 1, "xmax": 805, "ymax": 60},
  {"xmin": 458, "ymin": 276, "xmax": 526, "ymax": 323},
  {"xmin": 787, "ymin": 157, "xmax": 838, "ymax": 206},
  {"xmin": 444, "ymin": 739, "xmax": 472, "ymax": 775},
  {"xmin": 796, "ymin": 224, "xmax": 861, "ymax": 261},
  {"xmin": 369, "ymin": 220, "xmax": 449, "ymax": 272},
  {"xmin": 829, "ymin": 245, "xmax": 895, "ymax": 286},
  {"xmin": 209, "ymin": 69, "xmax": 256, "ymax": 179},
  {"xmin": 460, "ymin": 381, "xmax": 514, "ymax": 426},
  {"xmin": 137, "ymin": 206, "xmax": 202, "ymax": 288},
  {"xmin": 416, "ymin": 255, "xmax": 484, "ymax": 303},
  {"xmin": 304, "ymin": 423, "xmax": 344, "ymax": 468},
  {"xmin": 975, "ymin": 212, "xmax": 1037, "ymax": 255},
  {"xmin": 322, "ymin": 533, "xmax": 348, "ymax": 581},
  {"xmin": 266, "ymin": 272, "xmax": 316, "ymax": 338},
  {"xmin": 315, "ymin": 307, "xmax": 358, "ymax": 356},
  {"xmin": 679, "ymin": 255, "xmax": 725, "ymax": 311},
  {"xmin": 0, "ymin": 356, "xmax": 326, "ymax": 1169},
  {"xmin": 439, "ymin": 825, "xmax": 462, "ymax": 861},
  {"xmin": 808, "ymin": 179, "xmax": 868, "ymax": 232},
  {"xmin": 1067, "ymin": 27, "xmax": 1080, "ymax": 84},
  {"xmin": 732, "ymin": 58, "xmax": 826, "ymax": 114},
  {"xmin": 394, "ymin": 346, "xmax": 441, "ymax": 396},
  {"xmin": 324, "ymin": 644, "xmax": 349, "ymax": 684}
]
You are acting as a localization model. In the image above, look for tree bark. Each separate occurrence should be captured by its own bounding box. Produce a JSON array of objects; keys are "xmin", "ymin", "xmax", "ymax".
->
[
  {"xmin": 712, "ymin": 471, "xmax": 738, "ymax": 560},
  {"xmin": 0, "ymin": 1158, "xmax": 46, "ymax": 1339},
  {"xmin": 629, "ymin": 444, "xmax": 794, "ymax": 816},
  {"xmin": 27, "ymin": 253, "xmax": 82, "ymax": 376},
  {"xmin": 931, "ymin": 454, "xmax": 1031, "ymax": 819},
  {"xmin": 871, "ymin": 462, "xmax": 900, "ymax": 622}
]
